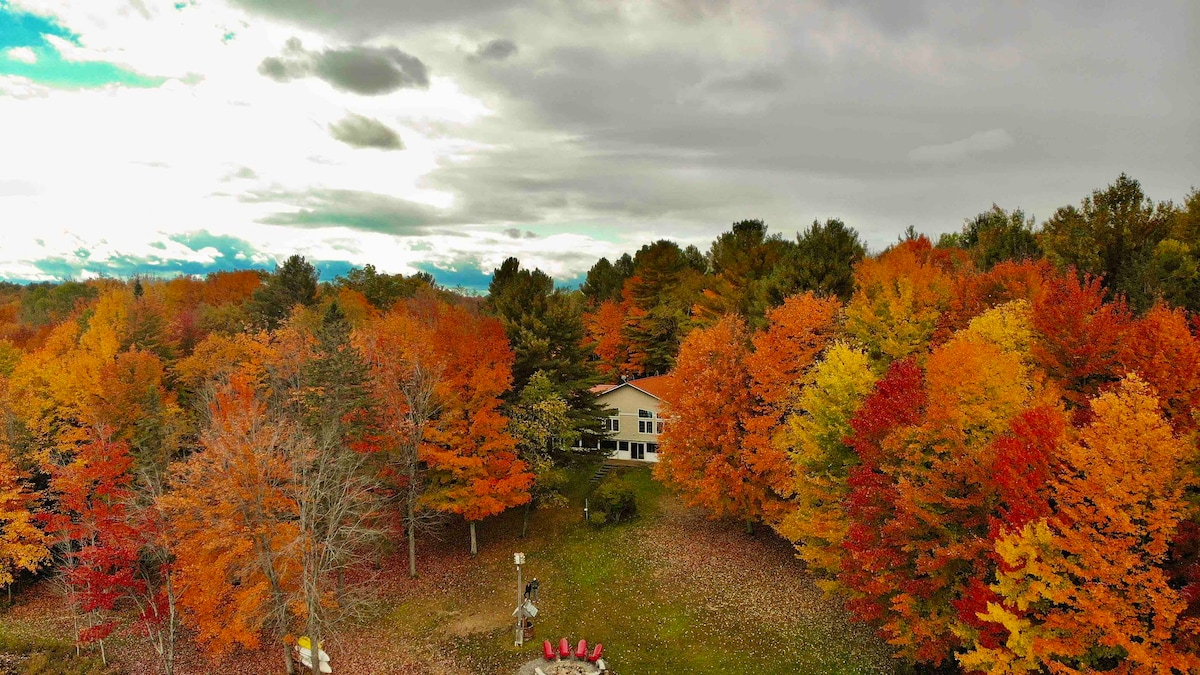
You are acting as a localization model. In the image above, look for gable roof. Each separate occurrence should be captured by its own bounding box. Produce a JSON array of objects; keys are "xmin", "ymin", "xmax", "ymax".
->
[{"xmin": 593, "ymin": 374, "xmax": 673, "ymax": 401}]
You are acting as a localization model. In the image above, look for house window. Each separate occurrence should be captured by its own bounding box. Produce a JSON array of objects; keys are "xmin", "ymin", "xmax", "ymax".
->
[
  {"xmin": 647, "ymin": 443, "xmax": 658, "ymax": 453},
  {"xmin": 606, "ymin": 417, "xmax": 620, "ymax": 432},
  {"xmin": 618, "ymin": 441, "xmax": 629, "ymax": 452},
  {"xmin": 656, "ymin": 421, "xmax": 664, "ymax": 434},
  {"xmin": 600, "ymin": 440, "xmax": 617, "ymax": 451},
  {"xmin": 638, "ymin": 409, "xmax": 653, "ymax": 418},
  {"xmin": 639, "ymin": 420, "xmax": 654, "ymax": 434}
]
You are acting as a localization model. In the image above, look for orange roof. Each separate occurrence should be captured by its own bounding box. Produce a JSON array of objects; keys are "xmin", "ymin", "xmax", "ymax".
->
[
  {"xmin": 625, "ymin": 374, "xmax": 673, "ymax": 400},
  {"xmin": 589, "ymin": 383, "xmax": 618, "ymax": 395}
]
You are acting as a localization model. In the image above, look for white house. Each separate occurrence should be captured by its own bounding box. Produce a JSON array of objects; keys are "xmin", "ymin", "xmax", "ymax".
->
[{"xmin": 585, "ymin": 375, "xmax": 671, "ymax": 463}]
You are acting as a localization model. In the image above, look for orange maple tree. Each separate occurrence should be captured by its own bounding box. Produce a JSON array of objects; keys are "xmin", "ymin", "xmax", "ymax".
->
[
  {"xmin": 655, "ymin": 315, "xmax": 776, "ymax": 529},
  {"xmin": 160, "ymin": 376, "xmax": 303, "ymax": 671},
  {"xmin": 960, "ymin": 376, "xmax": 1200, "ymax": 674},
  {"xmin": 417, "ymin": 301, "xmax": 531, "ymax": 556}
]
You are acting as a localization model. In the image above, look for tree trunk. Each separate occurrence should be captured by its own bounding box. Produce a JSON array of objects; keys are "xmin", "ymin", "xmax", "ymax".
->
[
  {"xmin": 470, "ymin": 521, "xmax": 478, "ymax": 557},
  {"xmin": 307, "ymin": 613, "xmax": 322, "ymax": 675},
  {"xmin": 521, "ymin": 501, "xmax": 532, "ymax": 538},
  {"xmin": 745, "ymin": 519, "xmax": 754, "ymax": 535},
  {"xmin": 283, "ymin": 641, "xmax": 296, "ymax": 675},
  {"xmin": 406, "ymin": 501, "xmax": 417, "ymax": 579}
]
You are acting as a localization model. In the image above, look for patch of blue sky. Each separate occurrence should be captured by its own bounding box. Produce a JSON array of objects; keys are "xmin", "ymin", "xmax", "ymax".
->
[
  {"xmin": 555, "ymin": 272, "xmax": 586, "ymax": 291},
  {"xmin": 18, "ymin": 255, "xmax": 357, "ymax": 283},
  {"xmin": 167, "ymin": 231, "xmax": 259, "ymax": 259},
  {"xmin": 0, "ymin": 3, "xmax": 165, "ymax": 89},
  {"xmin": 0, "ymin": 1, "xmax": 78, "ymax": 51},
  {"xmin": 412, "ymin": 262, "xmax": 492, "ymax": 294}
]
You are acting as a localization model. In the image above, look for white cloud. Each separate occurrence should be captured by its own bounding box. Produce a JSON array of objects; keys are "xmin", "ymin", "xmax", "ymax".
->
[
  {"xmin": 908, "ymin": 128, "xmax": 1015, "ymax": 164},
  {"xmin": 5, "ymin": 47, "xmax": 37, "ymax": 64}
]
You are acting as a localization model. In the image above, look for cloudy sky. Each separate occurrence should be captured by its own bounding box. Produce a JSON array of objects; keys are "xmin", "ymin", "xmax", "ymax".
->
[{"xmin": 1, "ymin": 0, "xmax": 1195, "ymax": 287}]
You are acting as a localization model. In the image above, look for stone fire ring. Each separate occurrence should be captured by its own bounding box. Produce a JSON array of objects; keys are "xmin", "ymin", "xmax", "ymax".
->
[{"xmin": 515, "ymin": 658, "xmax": 603, "ymax": 675}]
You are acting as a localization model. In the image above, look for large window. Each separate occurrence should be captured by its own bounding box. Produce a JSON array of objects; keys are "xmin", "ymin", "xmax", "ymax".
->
[
  {"xmin": 639, "ymin": 420, "xmax": 654, "ymax": 434},
  {"xmin": 656, "ymin": 421, "xmax": 664, "ymax": 434},
  {"xmin": 606, "ymin": 417, "xmax": 620, "ymax": 432},
  {"xmin": 647, "ymin": 443, "xmax": 658, "ymax": 454},
  {"xmin": 638, "ymin": 409, "xmax": 653, "ymax": 418},
  {"xmin": 618, "ymin": 441, "xmax": 629, "ymax": 453}
]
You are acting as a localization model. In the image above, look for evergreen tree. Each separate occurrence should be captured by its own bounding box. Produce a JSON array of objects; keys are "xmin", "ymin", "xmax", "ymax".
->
[
  {"xmin": 335, "ymin": 264, "xmax": 433, "ymax": 311},
  {"xmin": 248, "ymin": 255, "xmax": 320, "ymax": 330},
  {"xmin": 487, "ymin": 258, "xmax": 606, "ymax": 443},
  {"xmin": 1040, "ymin": 173, "xmax": 1176, "ymax": 311},
  {"xmin": 959, "ymin": 205, "xmax": 1041, "ymax": 270},
  {"xmin": 759, "ymin": 219, "xmax": 865, "ymax": 305}
]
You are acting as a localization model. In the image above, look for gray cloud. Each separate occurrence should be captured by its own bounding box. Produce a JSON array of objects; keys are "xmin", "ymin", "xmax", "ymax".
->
[
  {"xmin": 246, "ymin": 189, "xmax": 451, "ymax": 234},
  {"xmin": 473, "ymin": 38, "xmax": 518, "ymax": 61},
  {"xmin": 230, "ymin": 0, "xmax": 526, "ymax": 35},
  {"xmin": 908, "ymin": 129, "xmax": 1014, "ymax": 164},
  {"xmin": 223, "ymin": 166, "xmax": 258, "ymax": 181},
  {"xmin": 502, "ymin": 227, "xmax": 537, "ymax": 239},
  {"xmin": 330, "ymin": 114, "xmax": 404, "ymax": 150},
  {"xmin": 259, "ymin": 38, "xmax": 429, "ymax": 95},
  {"xmin": 240, "ymin": 0, "xmax": 1195, "ymax": 254}
]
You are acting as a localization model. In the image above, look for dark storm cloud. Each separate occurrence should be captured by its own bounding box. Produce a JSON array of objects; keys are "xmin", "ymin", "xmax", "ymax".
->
[
  {"xmin": 245, "ymin": 0, "xmax": 1195, "ymax": 252},
  {"xmin": 472, "ymin": 38, "xmax": 518, "ymax": 61},
  {"xmin": 259, "ymin": 38, "xmax": 428, "ymax": 94},
  {"xmin": 329, "ymin": 114, "xmax": 404, "ymax": 149}
]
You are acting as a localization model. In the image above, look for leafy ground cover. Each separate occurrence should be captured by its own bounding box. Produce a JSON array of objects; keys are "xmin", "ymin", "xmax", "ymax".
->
[{"xmin": 0, "ymin": 462, "xmax": 897, "ymax": 674}]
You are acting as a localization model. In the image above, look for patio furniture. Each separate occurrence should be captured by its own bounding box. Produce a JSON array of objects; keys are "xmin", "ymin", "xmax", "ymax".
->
[
  {"xmin": 542, "ymin": 640, "xmax": 555, "ymax": 661},
  {"xmin": 588, "ymin": 643, "xmax": 604, "ymax": 663},
  {"xmin": 574, "ymin": 639, "xmax": 588, "ymax": 660},
  {"xmin": 558, "ymin": 637, "xmax": 571, "ymax": 659}
]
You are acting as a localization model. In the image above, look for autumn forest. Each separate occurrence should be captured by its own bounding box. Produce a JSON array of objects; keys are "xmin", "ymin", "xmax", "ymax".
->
[{"xmin": 2, "ymin": 173, "xmax": 1200, "ymax": 674}]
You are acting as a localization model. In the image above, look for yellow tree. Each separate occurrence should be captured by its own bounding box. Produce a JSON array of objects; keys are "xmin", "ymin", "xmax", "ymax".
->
[
  {"xmin": 960, "ymin": 376, "xmax": 1200, "ymax": 674},
  {"xmin": 844, "ymin": 237, "xmax": 954, "ymax": 368},
  {"xmin": 0, "ymin": 447, "xmax": 47, "ymax": 592},
  {"xmin": 774, "ymin": 342, "xmax": 876, "ymax": 585}
]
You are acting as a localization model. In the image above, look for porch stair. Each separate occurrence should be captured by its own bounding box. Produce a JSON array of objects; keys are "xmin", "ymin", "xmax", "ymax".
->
[{"xmin": 589, "ymin": 462, "xmax": 614, "ymax": 484}]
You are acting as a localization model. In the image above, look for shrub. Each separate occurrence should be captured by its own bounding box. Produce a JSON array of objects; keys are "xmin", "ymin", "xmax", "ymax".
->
[{"xmin": 590, "ymin": 476, "xmax": 638, "ymax": 526}]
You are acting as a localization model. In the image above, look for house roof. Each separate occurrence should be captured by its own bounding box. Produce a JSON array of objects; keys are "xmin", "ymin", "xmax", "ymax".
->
[{"xmin": 592, "ymin": 374, "xmax": 673, "ymax": 401}]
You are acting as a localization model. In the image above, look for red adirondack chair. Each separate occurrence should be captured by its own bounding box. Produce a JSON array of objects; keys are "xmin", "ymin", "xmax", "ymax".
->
[
  {"xmin": 588, "ymin": 643, "xmax": 604, "ymax": 663},
  {"xmin": 558, "ymin": 638, "xmax": 571, "ymax": 659},
  {"xmin": 574, "ymin": 639, "xmax": 588, "ymax": 660},
  {"xmin": 542, "ymin": 640, "xmax": 555, "ymax": 661}
]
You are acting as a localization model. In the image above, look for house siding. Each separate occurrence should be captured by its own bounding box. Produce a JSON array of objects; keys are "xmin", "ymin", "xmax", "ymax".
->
[{"xmin": 594, "ymin": 385, "xmax": 664, "ymax": 463}]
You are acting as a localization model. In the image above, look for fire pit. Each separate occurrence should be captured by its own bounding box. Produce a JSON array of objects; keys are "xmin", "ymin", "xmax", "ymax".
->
[{"xmin": 515, "ymin": 658, "xmax": 604, "ymax": 675}]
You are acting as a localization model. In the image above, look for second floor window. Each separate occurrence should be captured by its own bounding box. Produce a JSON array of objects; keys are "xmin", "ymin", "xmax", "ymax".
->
[{"xmin": 606, "ymin": 417, "xmax": 620, "ymax": 432}]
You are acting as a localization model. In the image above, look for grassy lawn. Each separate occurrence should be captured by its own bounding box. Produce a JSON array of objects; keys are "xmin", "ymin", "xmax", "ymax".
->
[{"xmin": 396, "ymin": 461, "xmax": 898, "ymax": 674}]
